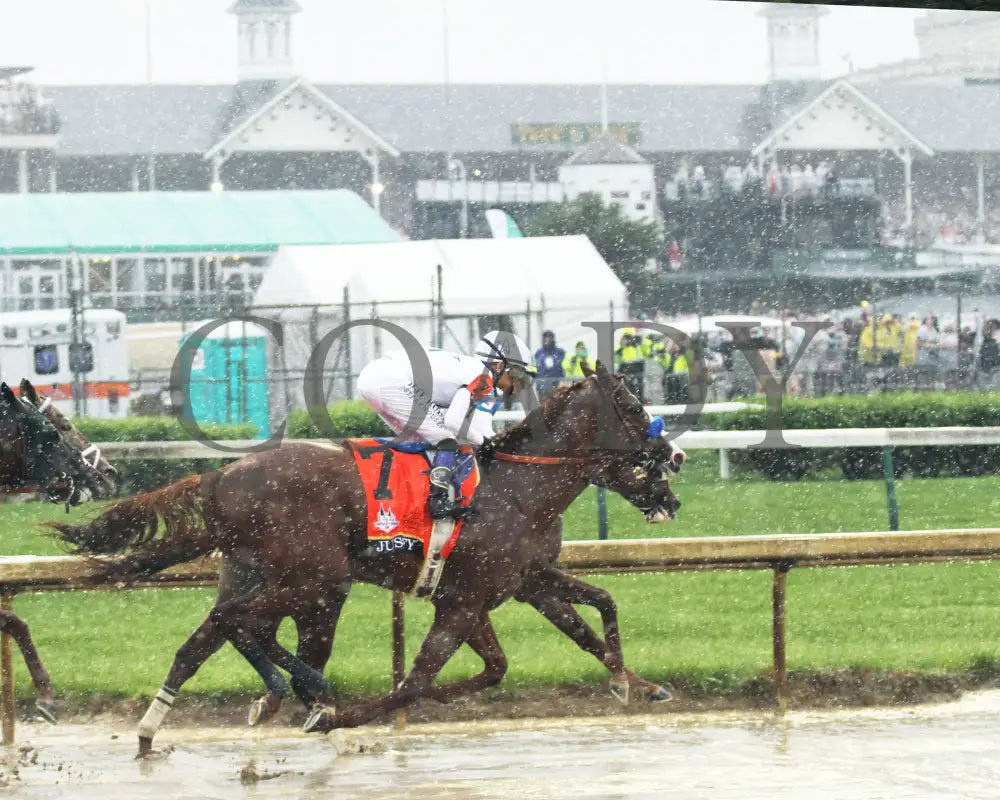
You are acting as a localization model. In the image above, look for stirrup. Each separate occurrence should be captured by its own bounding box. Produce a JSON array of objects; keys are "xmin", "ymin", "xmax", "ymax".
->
[
  {"xmin": 449, "ymin": 503, "xmax": 479, "ymax": 520},
  {"xmin": 428, "ymin": 486, "xmax": 454, "ymax": 520}
]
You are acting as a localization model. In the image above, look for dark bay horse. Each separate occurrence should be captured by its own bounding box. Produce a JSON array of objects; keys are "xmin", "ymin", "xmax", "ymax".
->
[
  {"xmin": 52, "ymin": 363, "xmax": 681, "ymax": 744},
  {"xmin": 0, "ymin": 380, "xmax": 119, "ymax": 721},
  {"xmin": 18, "ymin": 379, "xmax": 119, "ymax": 501}
]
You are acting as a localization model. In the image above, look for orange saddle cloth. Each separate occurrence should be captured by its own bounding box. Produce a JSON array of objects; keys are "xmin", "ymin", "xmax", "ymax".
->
[{"xmin": 347, "ymin": 439, "xmax": 480, "ymax": 559}]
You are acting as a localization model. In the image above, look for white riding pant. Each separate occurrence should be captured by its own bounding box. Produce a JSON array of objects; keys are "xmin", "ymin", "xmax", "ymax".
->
[{"xmin": 356, "ymin": 359, "xmax": 453, "ymax": 445}]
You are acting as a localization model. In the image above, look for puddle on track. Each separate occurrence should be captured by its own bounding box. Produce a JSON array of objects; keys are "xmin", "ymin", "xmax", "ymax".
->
[{"xmin": 4, "ymin": 692, "xmax": 1000, "ymax": 799}]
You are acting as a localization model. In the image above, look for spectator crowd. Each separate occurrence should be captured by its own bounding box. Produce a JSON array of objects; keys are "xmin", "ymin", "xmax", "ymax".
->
[{"xmin": 528, "ymin": 310, "xmax": 1000, "ymax": 406}]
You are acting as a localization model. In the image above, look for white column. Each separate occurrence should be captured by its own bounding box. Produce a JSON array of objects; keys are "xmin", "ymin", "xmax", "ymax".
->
[
  {"xmin": 901, "ymin": 147, "xmax": 913, "ymax": 230},
  {"xmin": 372, "ymin": 150, "xmax": 381, "ymax": 216},
  {"xmin": 977, "ymin": 155, "xmax": 986, "ymax": 242},
  {"xmin": 131, "ymin": 160, "xmax": 140, "ymax": 192},
  {"xmin": 211, "ymin": 156, "xmax": 223, "ymax": 190},
  {"xmin": 48, "ymin": 162, "xmax": 57, "ymax": 193},
  {"xmin": 147, "ymin": 153, "xmax": 157, "ymax": 191},
  {"xmin": 17, "ymin": 151, "xmax": 28, "ymax": 194}
]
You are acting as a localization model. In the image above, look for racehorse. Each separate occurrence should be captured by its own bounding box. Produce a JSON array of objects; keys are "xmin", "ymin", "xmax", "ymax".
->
[
  {"xmin": 0, "ymin": 380, "xmax": 119, "ymax": 721},
  {"xmin": 17, "ymin": 379, "xmax": 119, "ymax": 501},
  {"xmin": 51, "ymin": 362, "xmax": 682, "ymax": 743},
  {"xmin": 122, "ymin": 366, "xmax": 685, "ymax": 756}
]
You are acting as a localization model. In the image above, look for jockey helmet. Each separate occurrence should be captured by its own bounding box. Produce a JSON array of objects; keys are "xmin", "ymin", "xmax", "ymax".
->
[{"xmin": 475, "ymin": 330, "xmax": 537, "ymax": 380}]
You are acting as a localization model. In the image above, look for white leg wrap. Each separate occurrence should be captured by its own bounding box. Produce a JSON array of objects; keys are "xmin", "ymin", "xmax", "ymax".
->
[{"xmin": 138, "ymin": 687, "xmax": 176, "ymax": 740}]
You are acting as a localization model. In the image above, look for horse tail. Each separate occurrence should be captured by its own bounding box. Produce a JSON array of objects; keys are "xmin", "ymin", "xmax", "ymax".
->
[{"xmin": 45, "ymin": 472, "xmax": 221, "ymax": 581}]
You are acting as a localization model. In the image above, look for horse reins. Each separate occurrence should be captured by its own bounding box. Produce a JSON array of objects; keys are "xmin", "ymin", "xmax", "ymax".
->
[{"xmin": 491, "ymin": 378, "xmax": 662, "ymax": 467}]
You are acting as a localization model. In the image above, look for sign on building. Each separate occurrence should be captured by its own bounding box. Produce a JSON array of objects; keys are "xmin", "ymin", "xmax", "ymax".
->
[{"xmin": 510, "ymin": 122, "xmax": 641, "ymax": 147}]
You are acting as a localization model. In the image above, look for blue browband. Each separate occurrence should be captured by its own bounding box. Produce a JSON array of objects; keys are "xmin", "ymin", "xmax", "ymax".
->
[{"xmin": 646, "ymin": 416, "xmax": 666, "ymax": 440}]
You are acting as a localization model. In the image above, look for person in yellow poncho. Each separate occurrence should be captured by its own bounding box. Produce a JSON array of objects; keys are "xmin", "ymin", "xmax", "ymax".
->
[
  {"xmin": 901, "ymin": 314, "xmax": 920, "ymax": 367},
  {"xmin": 880, "ymin": 314, "xmax": 904, "ymax": 366},
  {"xmin": 858, "ymin": 317, "xmax": 878, "ymax": 365},
  {"xmin": 562, "ymin": 341, "xmax": 592, "ymax": 379},
  {"xmin": 614, "ymin": 327, "xmax": 648, "ymax": 401}
]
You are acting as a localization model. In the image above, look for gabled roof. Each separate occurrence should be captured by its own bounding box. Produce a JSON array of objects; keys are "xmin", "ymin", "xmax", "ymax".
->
[
  {"xmin": 0, "ymin": 190, "xmax": 399, "ymax": 255},
  {"xmin": 46, "ymin": 83, "xmax": 771, "ymax": 156},
  {"xmin": 752, "ymin": 79, "xmax": 935, "ymax": 158},
  {"xmin": 204, "ymin": 77, "xmax": 401, "ymax": 160},
  {"xmin": 42, "ymin": 79, "xmax": 1000, "ymax": 158},
  {"xmin": 861, "ymin": 81, "xmax": 1000, "ymax": 152},
  {"xmin": 563, "ymin": 134, "xmax": 648, "ymax": 165}
]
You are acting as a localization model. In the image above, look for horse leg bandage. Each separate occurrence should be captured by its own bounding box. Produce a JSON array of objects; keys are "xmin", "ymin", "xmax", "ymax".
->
[{"xmin": 138, "ymin": 685, "xmax": 177, "ymax": 740}]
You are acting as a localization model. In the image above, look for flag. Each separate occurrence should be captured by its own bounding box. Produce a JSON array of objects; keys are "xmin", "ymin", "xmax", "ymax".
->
[{"xmin": 485, "ymin": 208, "xmax": 524, "ymax": 239}]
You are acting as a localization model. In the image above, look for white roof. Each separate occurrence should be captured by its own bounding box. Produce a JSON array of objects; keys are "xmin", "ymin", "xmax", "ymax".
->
[{"xmin": 254, "ymin": 236, "xmax": 628, "ymax": 315}]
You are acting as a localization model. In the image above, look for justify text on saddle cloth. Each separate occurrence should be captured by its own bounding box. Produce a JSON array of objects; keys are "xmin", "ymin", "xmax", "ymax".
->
[{"xmin": 356, "ymin": 348, "xmax": 498, "ymax": 445}]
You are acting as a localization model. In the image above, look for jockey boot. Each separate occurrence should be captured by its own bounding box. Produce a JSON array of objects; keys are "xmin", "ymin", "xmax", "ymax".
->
[{"xmin": 428, "ymin": 439, "xmax": 459, "ymax": 520}]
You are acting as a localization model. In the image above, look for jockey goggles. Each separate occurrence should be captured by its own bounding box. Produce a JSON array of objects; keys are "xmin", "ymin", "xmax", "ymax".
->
[{"xmin": 477, "ymin": 336, "xmax": 537, "ymax": 383}]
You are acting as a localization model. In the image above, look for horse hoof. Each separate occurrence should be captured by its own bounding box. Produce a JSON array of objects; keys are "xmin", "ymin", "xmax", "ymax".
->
[
  {"xmin": 248, "ymin": 695, "xmax": 281, "ymax": 727},
  {"xmin": 303, "ymin": 704, "xmax": 336, "ymax": 734},
  {"xmin": 649, "ymin": 685, "xmax": 673, "ymax": 703},
  {"xmin": 609, "ymin": 679, "xmax": 630, "ymax": 705},
  {"xmin": 34, "ymin": 700, "xmax": 58, "ymax": 724},
  {"xmin": 136, "ymin": 737, "xmax": 155, "ymax": 759}
]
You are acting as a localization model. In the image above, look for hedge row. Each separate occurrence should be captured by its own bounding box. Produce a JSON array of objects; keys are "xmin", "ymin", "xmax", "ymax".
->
[
  {"xmin": 73, "ymin": 403, "xmax": 390, "ymax": 494},
  {"xmin": 72, "ymin": 418, "xmax": 258, "ymax": 495},
  {"xmin": 703, "ymin": 392, "xmax": 1000, "ymax": 480},
  {"xmin": 70, "ymin": 392, "xmax": 1000, "ymax": 491}
]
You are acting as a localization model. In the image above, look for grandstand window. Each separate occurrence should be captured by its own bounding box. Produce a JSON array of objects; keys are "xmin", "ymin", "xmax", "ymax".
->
[{"xmin": 38, "ymin": 276, "xmax": 55, "ymax": 309}]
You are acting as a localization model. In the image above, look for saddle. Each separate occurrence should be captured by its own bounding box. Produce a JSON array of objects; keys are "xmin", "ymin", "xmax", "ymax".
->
[{"xmin": 347, "ymin": 439, "xmax": 480, "ymax": 599}]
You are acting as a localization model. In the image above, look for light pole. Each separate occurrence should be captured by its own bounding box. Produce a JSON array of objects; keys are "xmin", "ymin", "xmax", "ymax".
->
[{"xmin": 448, "ymin": 157, "xmax": 468, "ymax": 238}]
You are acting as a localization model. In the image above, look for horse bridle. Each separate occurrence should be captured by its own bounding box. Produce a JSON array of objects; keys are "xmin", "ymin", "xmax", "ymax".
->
[
  {"xmin": 492, "ymin": 375, "xmax": 668, "ymax": 468},
  {"xmin": 0, "ymin": 399, "xmax": 75, "ymax": 504},
  {"xmin": 35, "ymin": 395, "xmax": 103, "ymax": 471}
]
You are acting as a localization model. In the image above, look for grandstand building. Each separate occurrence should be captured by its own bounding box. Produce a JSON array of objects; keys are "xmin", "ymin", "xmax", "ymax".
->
[{"xmin": 0, "ymin": 2, "xmax": 997, "ymax": 314}]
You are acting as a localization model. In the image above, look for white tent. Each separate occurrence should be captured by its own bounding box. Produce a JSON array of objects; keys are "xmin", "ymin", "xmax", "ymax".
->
[{"xmin": 251, "ymin": 236, "xmax": 628, "ymax": 420}]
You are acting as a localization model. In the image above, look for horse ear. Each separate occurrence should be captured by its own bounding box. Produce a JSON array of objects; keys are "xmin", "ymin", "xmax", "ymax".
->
[
  {"xmin": 20, "ymin": 379, "xmax": 39, "ymax": 406},
  {"xmin": 594, "ymin": 360, "xmax": 611, "ymax": 380},
  {"xmin": 580, "ymin": 360, "xmax": 595, "ymax": 377},
  {"xmin": 0, "ymin": 383, "xmax": 21, "ymax": 412}
]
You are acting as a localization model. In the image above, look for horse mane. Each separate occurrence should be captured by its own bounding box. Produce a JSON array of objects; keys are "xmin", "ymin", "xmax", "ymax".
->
[{"xmin": 491, "ymin": 378, "xmax": 592, "ymax": 454}]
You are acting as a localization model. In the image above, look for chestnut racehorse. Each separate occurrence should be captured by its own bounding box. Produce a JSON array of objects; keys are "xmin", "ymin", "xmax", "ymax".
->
[{"xmin": 51, "ymin": 362, "xmax": 681, "ymax": 746}]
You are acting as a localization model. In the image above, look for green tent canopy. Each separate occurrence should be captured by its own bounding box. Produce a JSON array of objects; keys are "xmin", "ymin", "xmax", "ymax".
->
[{"xmin": 0, "ymin": 190, "xmax": 400, "ymax": 255}]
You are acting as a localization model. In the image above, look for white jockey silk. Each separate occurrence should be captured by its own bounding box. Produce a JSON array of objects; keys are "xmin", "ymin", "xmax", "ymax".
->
[{"xmin": 357, "ymin": 349, "xmax": 496, "ymax": 445}]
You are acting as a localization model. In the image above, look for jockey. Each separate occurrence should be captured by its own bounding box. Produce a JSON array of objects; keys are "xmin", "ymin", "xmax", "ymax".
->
[{"xmin": 356, "ymin": 330, "xmax": 536, "ymax": 520}]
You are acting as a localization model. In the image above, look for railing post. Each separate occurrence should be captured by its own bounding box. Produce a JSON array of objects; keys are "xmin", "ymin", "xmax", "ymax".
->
[
  {"xmin": 597, "ymin": 487, "xmax": 609, "ymax": 540},
  {"xmin": 719, "ymin": 448, "xmax": 730, "ymax": 480},
  {"xmin": 882, "ymin": 446, "xmax": 900, "ymax": 531},
  {"xmin": 391, "ymin": 591, "xmax": 406, "ymax": 729},
  {"xmin": 772, "ymin": 563, "xmax": 791, "ymax": 714},
  {"xmin": 1, "ymin": 592, "xmax": 14, "ymax": 745}
]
